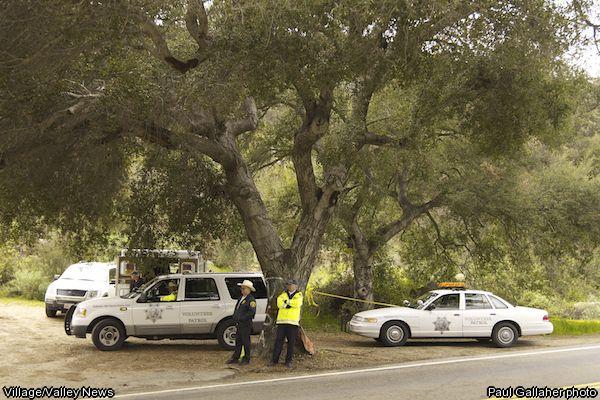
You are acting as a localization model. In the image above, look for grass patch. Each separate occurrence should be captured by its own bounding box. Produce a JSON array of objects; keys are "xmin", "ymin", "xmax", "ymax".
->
[
  {"xmin": 551, "ymin": 318, "xmax": 600, "ymax": 335},
  {"xmin": 301, "ymin": 309, "xmax": 341, "ymax": 333},
  {"xmin": 0, "ymin": 296, "xmax": 44, "ymax": 307}
]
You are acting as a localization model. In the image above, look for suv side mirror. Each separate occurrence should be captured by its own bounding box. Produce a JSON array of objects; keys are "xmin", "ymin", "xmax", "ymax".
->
[
  {"xmin": 137, "ymin": 292, "xmax": 148, "ymax": 303},
  {"xmin": 427, "ymin": 304, "xmax": 436, "ymax": 311}
]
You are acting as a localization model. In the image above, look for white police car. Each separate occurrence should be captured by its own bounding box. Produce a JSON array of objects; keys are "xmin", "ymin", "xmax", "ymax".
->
[
  {"xmin": 349, "ymin": 283, "xmax": 553, "ymax": 348},
  {"xmin": 65, "ymin": 272, "xmax": 267, "ymax": 351}
]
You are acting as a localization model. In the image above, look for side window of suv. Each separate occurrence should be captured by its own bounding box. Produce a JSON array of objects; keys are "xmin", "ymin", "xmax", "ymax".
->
[
  {"xmin": 184, "ymin": 278, "xmax": 220, "ymax": 301},
  {"xmin": 224, "ymin": 277, "xmax": 268, "ymax": 299}
]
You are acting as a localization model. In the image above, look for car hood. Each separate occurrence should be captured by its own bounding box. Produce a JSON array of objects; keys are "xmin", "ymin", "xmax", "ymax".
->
[
  {"xmin": 78, "ymin": 295, "xmax": 136, "ymax": 309},
  {"xmin": 50, "ymin": 278, "xmax": 109, "ymax": 291},
  {"xmin": 355, "ymin": 306, "xmax": 421, "ymax": 318}
]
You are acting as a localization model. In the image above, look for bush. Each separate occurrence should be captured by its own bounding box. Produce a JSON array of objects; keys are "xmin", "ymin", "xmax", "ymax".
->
[
  {"xmin": 566, "ymin": 301, "xmax": 600, "ymax": 320},
  {"xmin": 0, "ymin": 246, "xmax": 18, "ymax": 285},
  {"xmin": 517, "ymin": 290, "xmax": 567, "ymax": 317},
  {"xmin": 7, "ymin": 256, "xmax": 49, "ymax": 300}
]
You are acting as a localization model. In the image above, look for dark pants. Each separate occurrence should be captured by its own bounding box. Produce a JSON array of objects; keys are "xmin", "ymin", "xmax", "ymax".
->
[
  {"xmin": 232, "ymin": 322, "xmax": 251, "ymax": 361},
  {"xmin": 272, "ymin": 324, "xmax": 298, "ymax": 364}
]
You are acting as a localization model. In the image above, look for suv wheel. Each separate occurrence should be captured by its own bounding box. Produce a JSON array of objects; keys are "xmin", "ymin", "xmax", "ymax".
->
[
  {"xmin": 379, "ymin": 321, "xmax": 409, "ymax": 347},
  {"xmin": 492, "ymin": 322, "xmax": 518, "ymax": 348},
  {"xmin": 45, "ymin": 305, "xmax": 57, "ymax": 318},
  {"xmin": 91, "ymin": 318, "xmax": 126, "ymax": 351},
  {"xmin": 216, "ymin": 320, "xmax": 237, "ymax": 350}
]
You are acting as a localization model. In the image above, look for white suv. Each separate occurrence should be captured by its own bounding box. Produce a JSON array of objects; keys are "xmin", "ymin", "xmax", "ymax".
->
[
  {"xmin": 65, "ymin": 272, "xmax": 267, "ymax": 351},
  {"xmin": 45, "ymin": 262, "xmax": 116, "ymax": 317}
]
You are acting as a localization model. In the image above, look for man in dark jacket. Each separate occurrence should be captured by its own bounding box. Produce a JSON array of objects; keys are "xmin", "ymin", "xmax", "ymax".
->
[
  {"xmin": 129, "ymin": 271, "xmax": 145, "ymax": 293},
  {"xmin": 227, "ymin": 279, "xmax": 257, "ymax": 365}
]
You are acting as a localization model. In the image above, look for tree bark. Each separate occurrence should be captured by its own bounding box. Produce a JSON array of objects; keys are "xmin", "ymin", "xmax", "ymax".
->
[{"xmin": 352, "ymin": 246, "xmax": 374, "ymax": 310}]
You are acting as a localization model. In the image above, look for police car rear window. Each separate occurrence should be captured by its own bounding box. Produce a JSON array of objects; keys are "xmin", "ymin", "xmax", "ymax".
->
[
  {"xmin": 225, "ymin": 277, "xmax": 268, "ymax": 299},
  {"xmin": 489, "ymin": 295, "xmax": 509, "ymax": 309}
]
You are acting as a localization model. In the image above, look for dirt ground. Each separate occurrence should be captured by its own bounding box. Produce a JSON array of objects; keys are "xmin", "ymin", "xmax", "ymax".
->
[{"xmin": 2, "ymin": 300, "xmax": 600, "ymax": 395}]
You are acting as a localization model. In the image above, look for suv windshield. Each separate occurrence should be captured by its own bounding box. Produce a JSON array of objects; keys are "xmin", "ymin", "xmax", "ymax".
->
[{"xmin": 60, "ymin": 264, "xmax": 111, "ymax": 282}]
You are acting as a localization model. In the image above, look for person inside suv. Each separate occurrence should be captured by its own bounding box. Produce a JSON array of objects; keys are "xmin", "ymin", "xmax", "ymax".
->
[{"xmin": 160, "ymin": 281, "xmax": 178, "ymax": 302}]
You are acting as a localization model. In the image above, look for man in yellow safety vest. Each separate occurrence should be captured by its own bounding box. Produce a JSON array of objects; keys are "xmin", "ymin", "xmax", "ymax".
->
[
  {"xmin": 270, "ymin": 279, "xmax": 303, "ymax": 368},
  {"xmin": 160, "ymin": 281, "xmax": 178, "ymax": 302}
]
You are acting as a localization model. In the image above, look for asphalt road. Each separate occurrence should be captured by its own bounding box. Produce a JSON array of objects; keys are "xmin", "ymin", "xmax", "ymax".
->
[{"xmin": 116, "ymin": 343, "xmax": 600, "ymax": 400}]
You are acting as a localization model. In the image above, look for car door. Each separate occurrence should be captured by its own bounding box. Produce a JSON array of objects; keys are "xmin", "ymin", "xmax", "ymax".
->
[
  {"xmin": 462, "ymin": 293, "xmax": 495, "ymax": 337},
  {"xmin": 417, "ymin": 293, "xmax": 463, "ymax": 337},
  {"xmin": 131, "ymin": 278, "xmax": 182, "ymax": 335},
  {"xmin": 180, "ymin": 277, "xmax": 226, "ymax": 334}
]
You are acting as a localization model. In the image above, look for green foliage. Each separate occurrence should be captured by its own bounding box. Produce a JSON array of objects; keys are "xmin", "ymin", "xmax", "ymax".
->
[
  {"xmin": 0, "ymin": 0, "xmax": 597, "ymax": 316},
  {"xmin": 300, "ymin": 309, "xmax": 341, "ymax": 333},
  {"xmin": 551, "ymin": 318, "xmax": 600, "ymax": 336},
  {"xmin": 7, "ymin": 259, "xmax": 48, "ymax": 301},
  {"xmin": 0, "ymin": 245, "xmax": 17, "ymax": 285},
  {"xmin": 0, "ymin": 235, "xmax": 76, "ymax": 300},
  {"xmin": 567, "ymin": 300, "xmax": 600, "ymax": 320},
  {"xmin": 118, "ymin": 148, "xmax": 238, "ymax": 250}
]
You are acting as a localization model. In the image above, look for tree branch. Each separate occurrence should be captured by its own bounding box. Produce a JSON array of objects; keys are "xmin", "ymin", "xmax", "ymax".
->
[
  {"xmin": 293, "ymin": 87, "xmax": 334, "ymax": 211},
  {"xmin": 139, "ymin": 7, "xmax": 207, "ymax": 73},
  {"xmin": 226, "ymin": 97, "xmax": 259, "ymax": 136},
  {"xmin": 185, "ymin": 0, "xmax": 210, "ymax": 51}
]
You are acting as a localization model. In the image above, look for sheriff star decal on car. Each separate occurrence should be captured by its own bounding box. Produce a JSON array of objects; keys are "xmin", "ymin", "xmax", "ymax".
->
[
  {"xmin": 145, "ymin": 304, "xmax": 163, "ymax": 323},
  {"xmin": 433, "ymin": 316, "xmax": 451, "ymax": 333}
]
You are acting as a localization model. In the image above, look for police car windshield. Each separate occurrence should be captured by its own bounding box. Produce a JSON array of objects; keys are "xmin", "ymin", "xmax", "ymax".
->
[
  {"xmin": 416, "ymin": 292, "xmax": 439, "ymax": 310},
  {"xmin": 122, "ymin": 277, "xmax": 159, "ymax": 298}
]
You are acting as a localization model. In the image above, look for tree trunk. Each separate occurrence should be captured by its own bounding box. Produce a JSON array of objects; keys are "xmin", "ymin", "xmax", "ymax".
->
[
  {"xmin": 220, "ymin": 135, "xmax": 335, "ymax": 357},
  {"xmin": 352, "ymin": 240, "xmax": 375, "ymax": 311}
]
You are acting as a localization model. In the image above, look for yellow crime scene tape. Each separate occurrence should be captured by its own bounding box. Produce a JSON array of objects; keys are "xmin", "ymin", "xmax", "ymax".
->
[{"xmin": 305, "ymin": 288, "xmax": 401, "ymax": 308}]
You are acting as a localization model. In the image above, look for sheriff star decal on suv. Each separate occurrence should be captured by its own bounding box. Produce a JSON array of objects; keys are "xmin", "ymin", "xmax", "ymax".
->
[{"xmin": 145, "ymin": 304, "xmax": 163, "ymax": 323}]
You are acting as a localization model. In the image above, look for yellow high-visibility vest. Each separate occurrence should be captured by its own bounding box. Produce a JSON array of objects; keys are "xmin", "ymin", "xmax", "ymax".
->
[
  {"xmin": 160, "ymin": 292, "xmax": 177, "ymax": 302},
  {"xmin": 276, "ymin": 291, "xmax": 303, "ymax": 325}
]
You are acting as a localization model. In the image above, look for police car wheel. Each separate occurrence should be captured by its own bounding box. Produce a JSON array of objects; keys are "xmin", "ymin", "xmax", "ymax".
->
[
  {"xmin": 379, "ymin": 321, "xmax": 409, "ymax": 347},
  {"xmin": 492, "ymin": 323, "xmax": 518, "ymax": 348},
  {"xmin": 91, "ymin": 318, "xmax": 126, "ymax": 351},
  {"xmin": 45, "ymin": 305, "xmax": 57, "ymax": 318},
  {"xmin": 216, "ymin": 320, "xmax": 237, "ymax": 350}
]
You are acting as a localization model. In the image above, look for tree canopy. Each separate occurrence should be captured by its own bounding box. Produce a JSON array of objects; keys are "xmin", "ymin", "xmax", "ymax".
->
[{"xmin": 0, "ymin": 0, "xmax": 596, "ymax": 302}]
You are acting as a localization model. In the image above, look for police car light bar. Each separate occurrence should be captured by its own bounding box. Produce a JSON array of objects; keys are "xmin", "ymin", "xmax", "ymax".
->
[{"xmin": 437, "ymin": 282, "xmax": 466, "ymax": 289}]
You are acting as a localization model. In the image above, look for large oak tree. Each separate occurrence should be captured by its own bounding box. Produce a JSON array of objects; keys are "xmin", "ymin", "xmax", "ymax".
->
[{"xmin": 0, "ymin": 0, "xmax": 587, "ymax": 338}]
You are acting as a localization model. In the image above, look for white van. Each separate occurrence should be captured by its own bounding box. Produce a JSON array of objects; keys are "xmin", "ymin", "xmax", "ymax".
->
[{"xmin": 44, "ymin": 262, "xmax": 116, "ymax": 317}]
